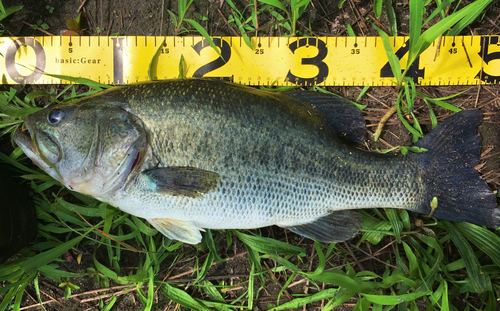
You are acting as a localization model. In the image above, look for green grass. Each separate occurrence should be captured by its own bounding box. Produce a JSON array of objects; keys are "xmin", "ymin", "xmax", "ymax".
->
[{"xmin": 1, "ymin": 0, "xmax": 500, "ymax": 310}]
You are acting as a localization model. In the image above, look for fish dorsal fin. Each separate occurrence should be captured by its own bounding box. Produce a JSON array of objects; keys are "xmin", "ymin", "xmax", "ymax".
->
[
  {"xmin": 143, "ymin": 167, "xmax": 220, "ymax": 198},
  {"xmin": 285, "ymin": 90, "xmax": 366, "ymax": 143},
  {"xmin": 149, "ymin": 218, "xmax": 202, "ymax": 244},
  {"xmin": 281, "ymin": 210, "xmax": 362, "ymax": 243}
]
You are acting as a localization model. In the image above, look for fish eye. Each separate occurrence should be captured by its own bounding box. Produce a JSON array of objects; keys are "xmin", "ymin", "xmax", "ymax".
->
[{"xmin": 47, "ymin": 109, "xmax": 64, "ymax": 124}]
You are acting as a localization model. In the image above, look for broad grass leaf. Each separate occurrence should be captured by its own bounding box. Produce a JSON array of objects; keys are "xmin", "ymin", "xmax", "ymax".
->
[
  {"xmin": 373, "ymin": 0, "xmax": 383, "ymax": 18},
  {"xmin": 441, "ymin": 221, "xmax": 491, "ymax": 293},
  {"xmin": 442, "ymin": 280, "xmax": 450, "ymax": 311},
  {"xmin": 380, "ymin": 272, "xmax": 418, "ymax": 289},
  {"xmin": 356, "ymin": 86, "xmax": 370, "ymax": 102},
  {"xmin": 331, "ymin": 288, "xmax": 356, "ymax": 307},
  {"xmin": 454, "ymin": 222, "xmax": 500, "ymax": 267},
  {"xmin": 346, "ymin": 24, "xmax": 355, "ymax": 36},
  {"xmin": 0, "ymin": 5, "xmax": 22, "ymax": 22},
  {"xmin": 385, "ymin": 209, "xmax": 403, "ymax": 243},
  {"xmin": 0, "ymin": 150, "xmax": 39, "ymax": 174},
  {"xmin": 408, "ymin": 0, "xmax": 423, "ymax": 66},
  {"xmin": 94, "ymin": 256, "xmax": 118, "ymax": 281},
  {"xmin": 205, "ymin": 229, "xmax": 225, "ymax": 262},
  {"xmin": 12, "ymin": 276, "xmax": 31, "ymax": 311},
  {"xmin": 248, "ymin": 261, "xmax": 255, "ymax": 310},
  {"xmin": 56, "ymin": 199, "xmax": 101, "ymax": 217},
  {"xmin": 424, "ymin": 100, "xmax": 438, "ymax": 129},
  {"xmin": 160, "ymin": 283, "xmax": 211, "ymax": 311},
  {"xmin": 132, "ymin": 216, "xmax": 158, "ymax": 236},
  {"xmin": 364, "ymin": 291, "xmax": 431, "ymax": 305},
  {"xmin": 233, "ymin": 16, "xmax": 253, "ymax": 49},
  {"xmin": 268, "ymin": 288, "xmax": 338, "ymax": 310},
  {"xmin": 38, "ymin": 264, "xmax": 82, "ymax": 282},
  {"xmin": 402, "ymin": 242, "xmax": 418, "ymax": 275},
  {"xmin": 23, "ymin": 90, "xmax": 51, "ymax": 104},
  {"xmin": 385, "ymin": 0, "xmax": 397, "ymax": 36},
  {"xmin": 425, "ymin": 98, "xmax": 461, "ymax": 112},
  {"xmin": 0, "ymin": 262, "xmax": 23, "ymax": 281},
  {"xmin": 145, "ymin": 266, "xmax": 155, "ymax": 311},
  {"xmin": 373, "ymin": 25, "xmax": 400, "ymax": 81},
  {"xmin": 201, "ymin": 280, "xmax": 226, "ymax": 303},
  {"xmin": 194, "ymin": 252, "xmax": 214, "ymax": 284},
  {"xmin": 448, "ymin": 0, "xmax": 494, "ymax": 36},
  {"xmin": 21, "ymin": 235, "xmax": 85, "ymax": 274},
  {"xmin": 353, "ymin": 296, "xmax": 370, "ymax": 311},
  {"xmin": 412, "ymin": 0, "xmax": 493, "ymax": 65},
  {"xmin": 264, "ymin": 254, "xmax": 299, "ymax": 274},
  {"xmin": 184, "ymin": 20, "xmax": 224, "ymax": 60},
  {"xmin": 102, "ymin": 296, "xmax": 117, "ymax": 311},
  {"xmin": 309, "ymin": 242, "xmax": 325, "ymax": 277},
  {"xmin": 258, "ymin": 0, "xmax": 287, "ymax": 13},
  {"xmin": 359, "ymin": 220, "xmax": 392, "ymax": 245},
  {"xmin": 0, "ymin": 286, "xmax": 20, "ymax": 311},
  {"xmin": 304, "ymin": 270, "xmax": 379, "ymax": 293},
  {"xmin": 234, "ymin": 231, "xmax": 305, "ymax": 255}
]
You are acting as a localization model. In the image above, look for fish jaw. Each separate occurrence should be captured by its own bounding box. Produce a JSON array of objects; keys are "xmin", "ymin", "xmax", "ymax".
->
[{"xmin": 14, "ymin": 126, "xmax": 63, "ymax": 184}]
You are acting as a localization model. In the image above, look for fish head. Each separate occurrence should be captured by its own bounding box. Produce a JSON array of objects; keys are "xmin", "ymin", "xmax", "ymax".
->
[{"xmin": 14, "ymin": 101, "xmax": 147, "ymax": 197}]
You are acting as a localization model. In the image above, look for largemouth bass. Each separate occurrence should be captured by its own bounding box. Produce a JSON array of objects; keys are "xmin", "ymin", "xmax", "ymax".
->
[{"xmin": 14, "ymin": 79, "xmax": 499, "ymax": 244}]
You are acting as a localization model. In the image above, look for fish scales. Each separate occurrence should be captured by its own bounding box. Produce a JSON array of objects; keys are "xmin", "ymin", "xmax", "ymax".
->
[
  {"xmin": 105, "ymin": 80, "xmax": 424, "ymax": 228},
  {"xmin": 14, "ymin": 79, "xmax": 499, "ymax": 244}
]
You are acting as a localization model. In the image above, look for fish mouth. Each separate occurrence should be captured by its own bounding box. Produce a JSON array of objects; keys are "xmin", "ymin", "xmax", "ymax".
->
[
  {"xmin": 14, "ymin": 128, "xmax": 34, "ymax": 154},
  {"xmin": 14, "ymin": 121, "xmax": 63, "ymax": 183}
]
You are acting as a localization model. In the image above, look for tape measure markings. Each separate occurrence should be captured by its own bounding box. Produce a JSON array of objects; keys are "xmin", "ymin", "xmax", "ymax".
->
[{"xmin": 0, "ymin": 36, "xmax": 499, "ymax": 85}]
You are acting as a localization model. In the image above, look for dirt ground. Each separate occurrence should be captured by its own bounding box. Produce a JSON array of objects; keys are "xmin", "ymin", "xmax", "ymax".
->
[{"xmin": 0, "ymin": 0, "xmax": 499, "ymax": 310}]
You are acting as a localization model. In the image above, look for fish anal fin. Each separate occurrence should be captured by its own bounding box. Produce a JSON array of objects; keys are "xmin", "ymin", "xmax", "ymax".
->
[
  {"xmin": 148, "ymin": 218, "xmax": 202, "ymax": 244},
  {"xmin": 284, "ymin": 90, "xmax": 366, "ymax": 143},
  {"xmin": 281, "ymin": 210, "xmax": 362, "ymax": 243},
  {"xmin": 143, "ymin": 166, "xmax": 220, "ymax": 198}
]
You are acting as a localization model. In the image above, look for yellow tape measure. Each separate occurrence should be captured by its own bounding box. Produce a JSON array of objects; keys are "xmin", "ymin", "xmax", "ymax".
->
[{"xmin": 1, "ymin": 36, "xmax": 499, "ymax": 86}]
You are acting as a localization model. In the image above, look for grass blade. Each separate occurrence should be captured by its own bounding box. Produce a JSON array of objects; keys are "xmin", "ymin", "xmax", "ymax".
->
[
  {"xmin": 374, "ymin": 25, "xmax": 400, "ymax": 81},
  {"xmin": 269, "ymin": 288, "xmax": 338, "ymax": 310},
  {"xmin": 384, "ymin": 0, "xmax": 397, "ymax": 36},
  {"xmin": 363, "ymin": 291, "xmax": 431, "ymax": 305},
  {"xmin": 160, "ymin": 283, "xmax": 211, "ymax": 311},
  {"xmin": 408, "ymin": 0, "xmax": 423, "ymax": 67},
  {"xmin": 441, "ymin": 221, "xmax": 491, "ymax": 293},
  {"xmin": 234, "ymin": 231, "xmax": 305, "ymax": 255},
  {"xmin": 454, "ymin": 222, "xmax": 500, "ymax": 268},
  {"xmin": 184, "ymin": 20, "xmax": 224, "ymax": 61}
]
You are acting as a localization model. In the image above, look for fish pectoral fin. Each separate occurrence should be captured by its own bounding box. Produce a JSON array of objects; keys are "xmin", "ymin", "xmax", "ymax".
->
[
  {"xmin": 148, "ymin": 218, "xmax": 202, "ymax": 244},
  {"xmin": 143, "ymin": 166, "xmax": 220, "ymax": 198},
  {"xmin": 281, "ymin": 210, "xmax": 362, "ymax": 243}
]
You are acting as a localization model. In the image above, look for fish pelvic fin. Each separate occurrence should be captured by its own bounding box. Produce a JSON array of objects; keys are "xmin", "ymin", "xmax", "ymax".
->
[
  {"xmin": 281, "ymin": 210, "xmax": 362, "ymax": 243},
  {"xmin": 414, "ymin": 109, "xmax": 500, "ymax": 228},
  {"xmin": 148, "ymin": 218, "xmax": 202, "ymax": 244}
]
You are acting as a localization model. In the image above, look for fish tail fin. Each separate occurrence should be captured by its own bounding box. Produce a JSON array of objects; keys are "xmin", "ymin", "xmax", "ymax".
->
[{"xmin": 414, "ymin": 109, "xmax": 500, "ymax": 228}]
